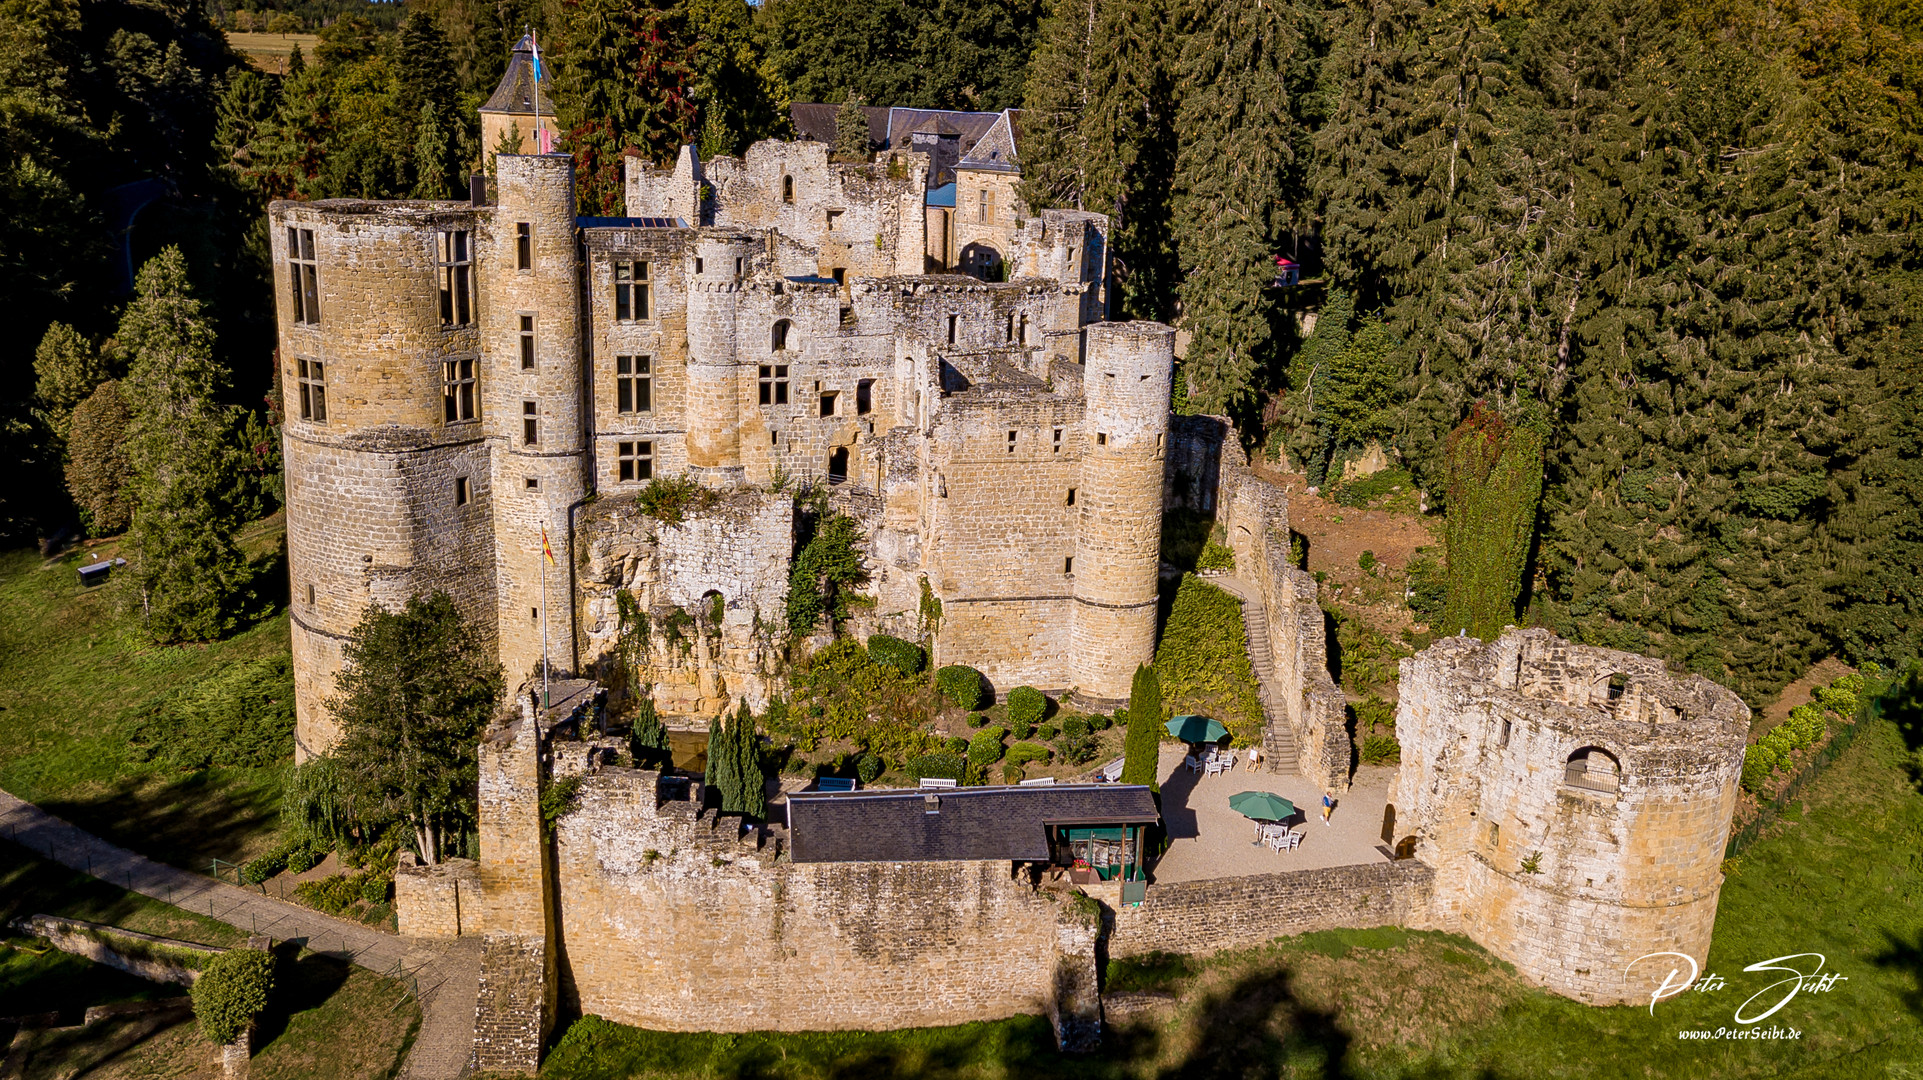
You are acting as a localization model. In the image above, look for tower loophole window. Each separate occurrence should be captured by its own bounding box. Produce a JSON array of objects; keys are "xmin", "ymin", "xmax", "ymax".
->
[
  {"xmin": 1564, "ymin": 747, "xmax": 1620, "ymax": 793},
  {"xmin": 515, "ymin": 222, "xmax": 532, "ymax": 270},
  {"xmin": 437, "ymin": 230, "xmax": 474, "ymax": 327},
  {"xmin": 946, "ymin": 314, "xmax": 958, "ymax": 345},
  {"xmin": 782, "ymin": 175, "xmax": 794, "ymax": 203},
  {"xmin": 519, "ymin": 315, "xmax": 536, "ymax": 370},
  {"xmin": 856, "ymin": 379, "xmax": 873, "ymax": 415},
  {"xmin": 522, "ymin": 400, "xmax": 538, "ymax": 445}
]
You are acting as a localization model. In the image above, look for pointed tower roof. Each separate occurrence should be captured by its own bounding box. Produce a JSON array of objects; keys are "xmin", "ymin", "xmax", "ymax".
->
[{"xmin": 481, "ymin": 33, "xmax": 554, "ymax": 117}]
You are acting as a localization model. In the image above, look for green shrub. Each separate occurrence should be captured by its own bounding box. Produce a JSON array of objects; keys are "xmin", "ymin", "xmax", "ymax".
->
[
  {"xmin": 965, "ymin": 712, "xmax": 987, "ymax": 729},
  {"xmin": 192, "ymin": 948, "xmax": 275, "ymax": 1045},
  {"xmin": 1358, "ymin": 550, "xmax": 1377, "ymax": 573},
  {"xmin": 906, "ymin": 751, "xmax": 964, "ymax": 781},
  {"xmin": 1404, "ymin": 548, "xmax": 1446, "ymax": 625},
  {"xmin": 857, "ymin": 752, "xmax": 884, "ymax": 784},
  {"xmin": 241, "ymin": 830, "xmax": 326, "ymax": 885},
  {"xmin": 1359, "ymin": 734, "xmax": 1400, "ymax": 765},
  {"xmin": 359, "ymin": 872, "xmax": 391, "ymax": 905},
  {"xmin": 1007, "ymin": 686, "xmax": 1048, "ymax": 728},
  {"xmin": 943, "ymin": 736, "xmax": 969, "ymax": 756},
  {"xmin": 1011, "ymin": 720, "xmax": 1036, "ymax": 740},
  {"xmin": 967, "ymin": 726, "xmax": 1007, "ymax": 768},
  {"xmin": 294, "ymin": 873, "xmax": 364, "ymax": 915},
  {"xmin": 1056, "ymin": 716, "xmax": 1096, "ymax": 764},
  {"xmin": 540, "ymin": 774, "xmax": 584, "ymax": 834},
  {"xmin": 937, "ymin": 665, "xmax": 987, "ymax": 710},
  {"xmin": 637, "ymin": 474, "xmax": 719, "ymax": 525},
  {"xmin": 866, "ymin": 634, "xmax": 926, "ymax": 677},
  {"xmin": 1088, "ymin": 713, "xmax": 1113, "ymax": 732},
  {"xmin": 1037, "ymin": 724, "xmax": 1058, "ymax": 741},
  {"xmin": 1005, "ymin": 742, "xmax": 1052, "ymax": 771}
]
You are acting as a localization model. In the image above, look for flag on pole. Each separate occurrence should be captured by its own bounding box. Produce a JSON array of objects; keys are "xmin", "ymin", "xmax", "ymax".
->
[
  {"xmin": 541, "ymin": 526, "xmax": 556, "ymax": 567},
  {"xmin": 529, "ymin": 30, "xmax": 543, "ymax": 84}
]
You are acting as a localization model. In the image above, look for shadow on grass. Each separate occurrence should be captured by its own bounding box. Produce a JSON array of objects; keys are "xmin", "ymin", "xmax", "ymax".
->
[
  {"xmin": 1874, "ymin": 928, "xmax": 1923, "ymax": 1024},
  {"xmin": 251, "ymin": 947, "xmax": 353, "ymax": 1051},
  {"xmin": 38, "ymin": 767, "xmax": 282, "ymax": 869}
]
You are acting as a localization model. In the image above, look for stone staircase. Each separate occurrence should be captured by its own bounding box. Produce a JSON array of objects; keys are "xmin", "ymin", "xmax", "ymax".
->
[{"xmin": 1212, "ymin": 575, "xmax": 1300, "ymax": 776}]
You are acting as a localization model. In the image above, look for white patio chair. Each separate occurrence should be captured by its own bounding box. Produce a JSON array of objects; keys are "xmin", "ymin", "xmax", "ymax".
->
[
  {"xmin": 1288, "ymin": 830, "xmax": 1303, "ymax": 850},
  {"xmin": 1185, "ymin": 754, "xmax": 1201, "ymax": 773}
]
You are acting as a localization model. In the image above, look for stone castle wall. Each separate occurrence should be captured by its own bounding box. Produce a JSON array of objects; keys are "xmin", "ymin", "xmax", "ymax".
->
[
  {"xmin": 1390, "ymin": 629, "xmax": 1749, "ymax": 1004},
  {"xmin": 1108, "ymin": 861, "xmax": 1435, "ymax": 958},
  {"xmin": 547, "ymin": 764, "xmax": 1101, "ymax": 1035}
]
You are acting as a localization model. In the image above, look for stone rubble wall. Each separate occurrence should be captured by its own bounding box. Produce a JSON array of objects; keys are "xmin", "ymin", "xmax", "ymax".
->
[
  {"xmin": 394, "ymin": 856, "xmax": 480, "ymax": 939},
  {"xmin": 470, "ymin": 932, "xmax": 550, "ymax": 1075},
  {"xmin": 12, "ymin": 914, "xmax": 224, "ymax": 988},
  {"xmin": 1106, "ymin": 861, "xmax": 1435, "ymax": 958}
]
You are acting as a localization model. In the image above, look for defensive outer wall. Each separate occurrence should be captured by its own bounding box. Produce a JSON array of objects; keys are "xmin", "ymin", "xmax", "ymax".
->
[{"xmin": 399, "ymin": 625, "xmax": 1748, "ymax": 1071}]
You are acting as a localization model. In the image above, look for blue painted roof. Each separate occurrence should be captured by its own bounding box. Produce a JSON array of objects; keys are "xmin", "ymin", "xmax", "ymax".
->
[{"xmin": 925, "ymin": 182, "xmax": 956, "ymax": 208}]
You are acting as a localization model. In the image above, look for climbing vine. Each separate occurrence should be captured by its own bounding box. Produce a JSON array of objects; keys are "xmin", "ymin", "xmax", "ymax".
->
[{"xmin": 1440, "ymin": 403, "xmax": 1545, "ymax": 642}]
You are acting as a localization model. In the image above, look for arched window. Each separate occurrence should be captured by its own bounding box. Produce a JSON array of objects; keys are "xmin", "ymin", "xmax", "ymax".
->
[
  {"xmin": 1606, "ymin": 673, "xmax": 1629, "ymax": 701},
  {"xmin": 828, "ymin": 447, "xmax": 850, "ymax": 484},
  {"xmin": 772, "ymin": 319, "xmax": 791, "ymax": 352},
  {"xmin": 782, "ymin": 175, "xmax": 794, "ymax": 203},
  {"xmin": 1564, "ymin": 747, "xmax": 1621, "ymax": 793},
  {"xmin": 701, "ymin": 589, "xmax": 724, "ymax": 626}
]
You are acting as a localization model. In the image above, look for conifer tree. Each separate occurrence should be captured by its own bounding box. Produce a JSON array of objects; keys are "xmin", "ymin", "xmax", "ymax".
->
[
  {"xmin": 629, "ymin": 696, "xmax": 671, "ymax": 768},
  {"xmin": 33, "ymin": 322, "xmax": 110, "ymax": 442},
  {"xmin": 555, "ymin": 0, "xmax": 697, "ymax": 213},
  {"xmin": 831, "ymin": 94, "xmax": 870, "ymax": 162},
  {"xmin": 1120, "ymin": 663, "xmax": 1161, "ymax": 787},
  {"xmin": 119, "ymin": 249, "xmax": 248, "ymax": 642},
  {"xmin": 1171, "ymin": 0, "xmax": 1310, "ymax": 417},
  {"xmin": 65, "ymin": 380, "xmax": 136, "ymax": 535},
  {"xmin": 685, "ymin": 0, "xmax": 788, "ymax": 158},
  {"xmin": 1019, "ymin": 0, "xmax": 1179, "ymax": 319},
  {"xmin": 705, "ymin": 701, "xmax": 767, "ymax": 817}
]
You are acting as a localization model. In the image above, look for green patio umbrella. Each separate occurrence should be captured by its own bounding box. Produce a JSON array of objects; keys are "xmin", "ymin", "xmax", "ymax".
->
[
  {"xmin": 1166, "ymin": 714, "xmax": 1229, "ymax": 744},
  {"xmin": 1228, "ymin": 790, "xmax": 1297, "ymax": 822}
]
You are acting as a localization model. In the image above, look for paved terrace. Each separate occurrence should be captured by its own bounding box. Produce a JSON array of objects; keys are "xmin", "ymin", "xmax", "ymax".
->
[
  {"xmin": 0, "ymin": 791, "xmax": 479, "ymax": 1080},
  {"xmin": 1150, "ymin": 745, "xmax": 1395, "ymax": 883}
]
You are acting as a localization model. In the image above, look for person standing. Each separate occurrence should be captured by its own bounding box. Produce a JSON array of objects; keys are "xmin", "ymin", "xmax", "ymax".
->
[{"xmin": 1321, "ymin": 791, "xmax": 1334, "ymax": 826}]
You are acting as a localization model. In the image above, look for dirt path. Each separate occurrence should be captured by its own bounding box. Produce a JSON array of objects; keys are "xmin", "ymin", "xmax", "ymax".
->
[
  {"xmin": 0, "ymin": 791, "xmax": 479, "ymax": 1080},
  {"xmin": 1750, "ymin": 657, "xmax": 1857, "ymax": 739},
  {"xmin": 1250, "ymin": 462, "xmax": 1439, "ymax": 642}
]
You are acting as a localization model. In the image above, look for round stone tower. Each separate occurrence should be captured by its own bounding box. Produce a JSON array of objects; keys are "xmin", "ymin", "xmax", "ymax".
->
[
  {"xmin": 683, "ymin": 233, "xmax": 759, "ymax": 487},
  {"xmin": 486, "ymin": 154, "xmax": 589, "ymax": 690},
  {"xmin": 1068, "ymin": 321, "xmax": 1173, "ymax": 703},
  {"xmin": 1390, "ymin": 629, "xmax": 1750, "ymax": 1004},
  {"xmin": 272, "ymin": 196, "xmax": 498, "ymax": 759}
]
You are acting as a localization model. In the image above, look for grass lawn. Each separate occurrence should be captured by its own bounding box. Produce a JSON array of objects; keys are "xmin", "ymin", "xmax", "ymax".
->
[
  {"xmin": 0, "ymin": 518, "xmax": 293, "ymax": 868},
  {"xmin": 0, "ymin": 842, "xmax": 419, "ymax": 1079},
  {"xmin": 538, "ymin": 718, "xmax": 1923, "ymax": 1079}
]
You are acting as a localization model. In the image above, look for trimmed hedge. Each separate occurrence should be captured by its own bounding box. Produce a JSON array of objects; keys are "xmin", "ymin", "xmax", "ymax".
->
[
  {"xmin": 1007, "ymin": 686, "xmax": 1048, "ymax": 728},
  {"xmin": 937, "ymin": 665, "xmax": 987, "ymax": 710},
  {"xmin": 907, "ymin": 751, "xmax": 964, "ymax": 781},
  {"xmin": 968, "ymin": 726, "xmax": 1007, "ymax": 767},
  {"xmin": 867, "ymin": 634, "xmax": 926, "ymax": 677},
  {"xmin": 1005, "ymin": 742, "xmax": 1052, "ymax": 770},
  {"xmin": 857, "ymin": 752, "xmax": 884, "ymax": 783},
  {"xmin": 192, "ymin": 948, "xmax": 275, "ymax": 1045}
]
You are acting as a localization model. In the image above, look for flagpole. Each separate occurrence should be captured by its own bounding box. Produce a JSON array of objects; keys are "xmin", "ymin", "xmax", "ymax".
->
[{"xmin": 541, "ymin": 537, "xmax": 550, "ymax": 710}]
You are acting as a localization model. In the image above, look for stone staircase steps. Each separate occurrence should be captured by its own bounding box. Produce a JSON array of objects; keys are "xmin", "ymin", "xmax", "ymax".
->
[{"xmin": 1209, "ymin": 575, "xmax": 1299, "ymax": 777}]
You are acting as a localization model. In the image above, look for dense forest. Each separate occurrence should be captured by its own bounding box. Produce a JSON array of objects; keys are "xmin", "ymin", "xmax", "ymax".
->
[{"xmin": 1, "ymin": 0, "xmax": 1917, "ymax": 699}]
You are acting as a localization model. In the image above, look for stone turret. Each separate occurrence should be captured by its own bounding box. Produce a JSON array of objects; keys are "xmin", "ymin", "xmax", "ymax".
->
[
  {"xmin": 683, "ymin": 232, "xmax": 759, "ymax": 487},
  {"xmin": 271, "ymin": 195, "xmax": 499, "ymax": 759},
  {"xmin": 487, "ymin": 154, "xmax": 589, "ymax": 686},
  {"xmin": 1068, "ymin": 321, "xmax": 1172, "ymax": 703},
  {"xmin": 1390, "ymin": 628, "xmax": 1749, "ymax": 1004}
]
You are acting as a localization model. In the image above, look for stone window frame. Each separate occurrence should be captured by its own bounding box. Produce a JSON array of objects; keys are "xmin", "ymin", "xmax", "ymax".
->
[
  {"xmin": 436, "ymin": 230, "xmax": 475, "ymax": 328},
  {"xmin": 522, "ymin": 400, "xmax": 539, "ymax": 446},
  {"xmin": 980, "ymin": 189, "xmax": 994, "ymax": 224},
  {"xmin": 286, "ymin": 227, "xmax": 320, "ymax": 325},
  {"xmin": 856, "ymin": 379, "xmax": 873, "ymax": 415},
  {"xmin": 771, "ymin": 319, "xmax": 793, "ymax": 352},
  {"xmin": 614, "ymin": 260, "xmax": 651, "ymax": 322},
  {"xmin": 295, "ymin": 357, "xmax": 327, "ymax": 423},
  {"xmin": 442, "ymin": 357, "xmax": 478, "ymax": 423},
  {"xmin": 617, "ymin": 439, "xmax": 654, "ymax": 482},
  {"xmin": 1052, "ymin": 427, "xmax": 1063, "ymax": 453},
  {"xmin": 758, "ymin": 364, "xmax": 790, "ymax": 406},
  {"xmin": 616, "ymin": 354, "xmax": 652, "ymax": 414},
  {"xmin": 781, "ymin": 174, "xmax": 794, "ymax": 203},
  {"xmin": 819, "ymin": 390, "xmax": 838, "ymax": 418},
  {"xmin": 454, "ymin": 476, "xmax": 471, "ymax": 506},
  {"xmin": 515, "ymin": 222, "xmax": 532, "ymax": 271},
  {"xmin": 519, "ymin": 314, "xmax": 536, "ymax": 370}
]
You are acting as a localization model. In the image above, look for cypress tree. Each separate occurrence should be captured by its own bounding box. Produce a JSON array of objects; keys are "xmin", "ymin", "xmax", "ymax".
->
[
  {"xmin": 1121, "ymin": 663, "xmax": 1161, "ymax": 787},
  {"xmin": 1440, "ymin": 404, "xmax": 1544, "ymax": 642},
  {"xmin": 119, "ymin": 249, "xmax": 248, "ymax": 643},
  {"xmin": 629, "ymin": 697, "xmax": 670, "ymax": 768}
]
